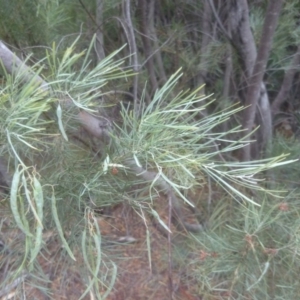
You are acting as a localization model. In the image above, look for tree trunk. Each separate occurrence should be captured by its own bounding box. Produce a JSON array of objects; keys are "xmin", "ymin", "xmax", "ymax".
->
[
  {"xmin": 138, "ymin": 0, "xmax": 158, "ymax": 93},
  {"xmin": 226, "ymin": 0, "xmax": 283, "ymax": 161},
  {"xmin": 241, "ymin": 0, "xmax": 283, "ymax": 161},
  {"xmin": 122, "ymin": 0, "xmax": 139, "ymax": 116},
  {"xmin": 95, "ymin": 0, "xmax": 105, "ymax": 62},
  {"xmin": 0, "ymin": 41, "xmax": 47, "ymax": 90},
  {"xmin": 196, "ymin": 0, "xmax": 212, "ymax": 94},
  {"xmin": 150, "ymin": 0, "xmax": 167, "ymax": 87},
  {"xmin": 229, "ymin": 0, "xmax": 256, "ymax": 77}
]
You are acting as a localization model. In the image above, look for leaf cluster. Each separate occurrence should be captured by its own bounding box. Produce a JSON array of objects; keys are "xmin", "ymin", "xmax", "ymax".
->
[{"xmin": 0, "ymin": 40, "xmax": 296, "ymax": 298}]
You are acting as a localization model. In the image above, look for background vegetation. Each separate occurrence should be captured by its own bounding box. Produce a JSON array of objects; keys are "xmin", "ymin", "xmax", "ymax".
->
[{"xmin": 0, "ymin": 0, "xmax": 300, "ymax": 299}]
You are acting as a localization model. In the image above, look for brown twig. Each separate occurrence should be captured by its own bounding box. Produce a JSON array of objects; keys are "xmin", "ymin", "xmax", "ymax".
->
[{"xmin": 167, "ymin": 194, "xmax": 173, "ymax": 300}]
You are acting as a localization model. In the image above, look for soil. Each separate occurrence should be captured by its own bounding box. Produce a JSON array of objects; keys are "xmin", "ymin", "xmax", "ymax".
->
[{"xmin": 0, "ymin": 195, "xmax": 204, "ymax": 300}]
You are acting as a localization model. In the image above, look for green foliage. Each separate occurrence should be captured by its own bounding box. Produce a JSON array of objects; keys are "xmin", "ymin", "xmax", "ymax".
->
[
  {"xmin": 0, "ymin": 40, "xmax": 296, "ymax": 297},
  {"xmin": 178, "ymin": 190, "xmax": 300, "ymax": 299},
  {"xmin": 1, "ymin": 0, "xmax": 300, "ymax": 297},
  {"xmin": 0, "ymin": 0, "xmax": 46, "ymax": 45},
  {"xmin": 0, "ymin": 40, "xmax": 130, "ymax": 297},
  {"xmin": 170, "ymin": 136, "xmax": 300, "ymax": 299}
]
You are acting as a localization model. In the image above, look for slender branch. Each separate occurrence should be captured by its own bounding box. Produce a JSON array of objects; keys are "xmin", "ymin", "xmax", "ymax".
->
[
  {"xmin": 77, "ymin": 0, "xmax": 105, "ymax": 62},
  {"xmin": 122, "ymin": 0, "xmax": 139, "ymax": 117},
  {"xmin": 149, "ymin": 0, "xmax": 167, "ymax": 86},
  {"xmin": 207, "ymin": 0, "xmax": 233, "ymax": 43},
  {"xmin": 167, "ymin": 195, "xmax": 173, "ymax": 300},
  {"xmin": 78, "ymin": 0, "xmax": 97, "ymax": 26}
]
